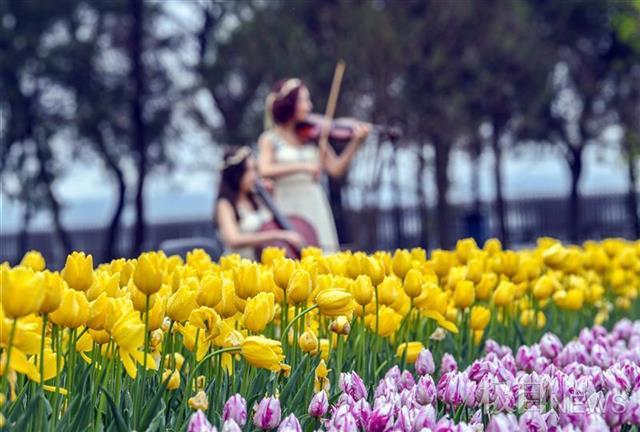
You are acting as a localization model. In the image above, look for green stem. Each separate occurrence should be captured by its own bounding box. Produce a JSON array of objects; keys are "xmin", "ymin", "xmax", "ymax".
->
[
  {"xmin": 281, "ymin": 304, "xmax": 318, "ymax": 344},
  {"xmin": 1, "ymin": 318, "xmax": 18, "ymax": 396}
]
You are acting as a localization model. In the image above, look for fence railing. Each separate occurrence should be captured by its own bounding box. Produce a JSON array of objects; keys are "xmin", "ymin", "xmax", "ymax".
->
[{"xmin": 1, "ymin": 193, "xmax": 636, "ymax": 268}]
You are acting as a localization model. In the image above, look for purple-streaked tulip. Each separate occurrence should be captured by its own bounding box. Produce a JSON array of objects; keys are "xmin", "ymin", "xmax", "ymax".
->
[
  {"xmin": 366, "ymin": 402, "xmax": 393, "ymax": 432},
  {"xmin": 374, "ymin": 378, "xmax": 397, "ymax": 399},
  {"xmin": 187, "ymin": 410, "xmax": 216, "ymax": 432},
  {"xmin": 277, "ymin": 413, "xmax": 301, "ymax": 432},
  {"xmin": 415, "ymin": 348, "xmax": 435, "ymax": 375},
  {"xmin": 603, "ymin": 391, "xmax": 626, "ymax": 427},
  {"xmin": 591, "ymin": 344, "xmax": 612, "ymax": 369},
  {"xmin": 518, "ymin": 407, "xmax": 547, "ymax": 432},
  {"xmin": 625, "ymin": 390, "xmax": 640, "ymax": 425},
  {"xmin": 516, "ymin": 346, "xmax": 536, "ymax": 372},
  {"xmin": 486, "ymin": 413, "xmax": 519, "ymax": 432},
  {"xmin": 384, "ymin": 365, "xmax": 402, "ymax": 383},
  {"xmin": 464, "ymin": 379, "xmax": 478, "ymax": 408},
  {"xmin": 494, "ymin": 383, "xmax": 515, "ymax": 412},
  {"xmin": 352, "ymin": 398, "xmax": 372, "ymax": 429},
  {"xmin": 393, "ymin": 406, "xmax": 412, "ymax": 432},
  {"xmin": 339, "ymin": 371, "xmax": 368, "ymax": 401},
  {"xmin": 540, "ymin": 333, "xmax": 563, "ymax": 359},
  {"xmin": 253, "ymin": 396, "xmax": 281, "ymax": 430},
  {"xmin": 221, "ymin": 419, "xmax": 242, "ymax": 432},
  {"xmin": 437, "ymin": 372, "xmax": 466, "ymax": 406},
  {"xmin": 441, "ymin": 353, "xmax": 458, "ymax": 373},
  {"xmin": 223, "ymin": 394, "xmax": 247, "ymax": 427},
  {"xmin": 476, "ymin": 375, "xmax": 496, "ymax": 406},
  {"xmin": 308, "ymin": 391, "xmax": 329, "ymax": 418},
  {"xmin": 331, "ymin": 405, "xmax": 358, "ymax": 431},
  {"xmin": 413, "ymin": 405, "xmax": 436, "ymax": 431},
  {"xmin": 399, "ymin": 370, "xmax": 415, "ymax": 391},
  {"xmin": 582, "ymin": 413, "xmax": 608, "ymax": 432}
]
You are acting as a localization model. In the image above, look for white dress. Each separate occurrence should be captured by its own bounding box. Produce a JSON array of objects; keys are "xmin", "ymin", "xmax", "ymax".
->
[
  {"xmin": 268, "ymin": 130, "xmax": 340, "ymax": 252},
  {"xmin": 229, "ymin": 204, "xmax": 272, "ymax": 260}
]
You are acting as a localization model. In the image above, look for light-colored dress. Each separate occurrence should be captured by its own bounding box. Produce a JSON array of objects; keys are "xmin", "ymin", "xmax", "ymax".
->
[
  {"xmin": 267, "ymin": 130, "xmax": 340, "ymax": 252},
  {"xmin": 229, "ymin": 204, "xmax": 272, "ymax": 260}
]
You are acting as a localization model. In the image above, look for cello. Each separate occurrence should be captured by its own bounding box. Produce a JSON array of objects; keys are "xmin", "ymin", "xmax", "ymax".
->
[{"xmin": 254, "ymin": 181, "xmax": 319, "ymax": 259}]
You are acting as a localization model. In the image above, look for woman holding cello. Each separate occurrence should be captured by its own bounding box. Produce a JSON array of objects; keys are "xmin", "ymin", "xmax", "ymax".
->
[
  {"xmin": 258, "ymin": 78, "xmax": 370, "ymax": 252},
  {"xmin": 214, "ymin": 146, "xmax": 305, "ymax": 260}
]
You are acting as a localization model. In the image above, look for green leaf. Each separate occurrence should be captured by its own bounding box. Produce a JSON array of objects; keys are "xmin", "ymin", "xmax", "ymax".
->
[
  {"xmin": 138, "ymin": 374, "xmax": 170, "ymax": 430},
  {"xmin": 145, "ymin": 400, "xmax": 167, "ymax": 432},
  {"xmin": 12, "ymin": 392, "xmax": 43, "ymax": 431},
  {"xmin": 100, "ymin": 386, "xmax": 129, "ymax": 432}
]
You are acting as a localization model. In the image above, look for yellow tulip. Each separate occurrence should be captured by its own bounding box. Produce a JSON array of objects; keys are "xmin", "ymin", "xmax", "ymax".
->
[
  {"xmin": 189, "ymin": 306, "xmax": 221, "ymax": 334},
  {"xmin": 392, "ymin": 249, "xmax": 412, "ymax": 279},
  {"xmin": 130, "ymin": 285, "xmax": 156, "ymax": 312},
  {"xmin": 164, "ymin": 352, "xmax": 186, "ymax": 371},
  {"xmin": 188, "ymin": 390, "xmax": 209, "ymax": 411},
  {"xmin": 20, "ymin": 251, "xmax": 45, "ymax": 271},
  {"xmin": 88, "ymin": 329, "xmax": 110, "ymax": 345},
  {"xmin": 493, "ymin": 280, "xmax": 515, "ymax": 307},
  {"xmin": 62, "ymin": 252, "xmax": 94, "ymax": 291},
  {"xmin": 1, "ymin": 267, "xmax": 45, "ymax": 319},
  {"xmin": 215, "ymin": 279, "xmax": 237, "ymax": 318},
  {"xmin": 38, "ymin": 271, "xmax": 65, "ymax": 314},
  {"xmin": 453, "ymin": 280, "xmax": 475, "ymax": 310},
  {"xmin": 346, "ymin": 253, "xmax": 364, "ymax": 279},
  {"xmin": 500, "ymin": 251, "xmax": 519, "ymax": 277},
  {"xmin": 520, "ymin": 309, "xmax": 546, "ymax": 329},
  {"xmin": 456, "ymin": 238, "xmax": 478, "ymax": 264},
  {"xmin": 299, "ymin": 329, "xmax": 318, "ymax": 354},
  {"xmin": 470, "ymin": 306, "xmax": 491, "ymax": 330},
  {"xmin": 475, "ymin": 272, "xmax": 497, "ymax": 300},
  {"xmin": 133, "ymin": 252, "xmax": 163, "ymax": 296},
  {"xmin": 240, "ymin": 336, "xmax": 285, "ymax": 372},
  {"xmin": 235, "ymin": 263, "xmax": 259, "ymax": 299},
  {"xmin": 431, "ymin": 249, "xmax": 453, "ymax": 278},
  {"xmin": 274, "ymin": 258, "xmax": 296, "ymax": 289},
  {"xmin": 363, "ymin": 256, "xmax": 385, "ymax": 285},
  {"xmin": 329, "ymin": 316, "xmax": 351, "ymax": 335},
  {"xmin": 49, "ymin": 288, "xmax": 89, "ymax": 329},
  {"xmin": 532, "ymin": 275, "xmax": 556, "ymax": 300},
  {"xmin": 147, "ymin": 295, "xmax": 167, "ymax": 331},
  {"xmin": 286, "ymin": 269, "xmax": 312, "ymax": 305},
  {"xmin": 316, "ymin": 289, "xmax": 354, "ymax": 317},
  {"xmin": 542, "ymin": 242, "xmax": 567, "ymax": 269},
  {"xmin": 466, "ymin": 258, "xmax": 485, "ymax": 284},
  {"xmin": 411, "ymin": 248, "xmax": 427, "ymax": 263},
  {"xmin": 377, "ymin": 276, "xmax": 400, "ymax": 306},
  {"xmin": 243, "ymin": 292, "xmax": 275, "ymax": 333},
  {"xmin": 319, "ymin": 338, "xmax": 330, "ymax": 361},
  {"xmin": 352, "ymin": 275, "xmax": 374, "ymax": 306},
  {"xmin": 167, "ymin": 286, "xmax": 198, "ymax": 322},
  {"xmin": 86, "ymin": 293, "xmax": 110, "ymax": 330},
  {"xmin": 365, "ymin": 306, "xmax": 402, "ymax": 337},
  {"xmin": 483, "ymin": 238, "xmax": 502, "ymax": 255},
  {"xmin": 162, "ymin": 369, "xmax": 181, "ymax": 390},
  {"xmin": 195, "ymin": 274, "xmax": 222, "ymax": 308},
  {"xmin": 261, "ymin": 247, "xmax": 285, "ymax": 266},
  {"xmin": 395, "ymin": 341, "xmax": 424, "ymax": 363},
  {"xmin": 403, "ymin": 269, "xmax": 423, "ymax": 298},
  {"xmin": 315, "ymin": 359, "xmax": 330, "ymax": 378},
  {"xmin": 111, "ymin": 311, "xmax": 156, "ymax": 378},
  {"xmin": 555, "ymin": 288, "xmax": 584, "ymax": 311}
]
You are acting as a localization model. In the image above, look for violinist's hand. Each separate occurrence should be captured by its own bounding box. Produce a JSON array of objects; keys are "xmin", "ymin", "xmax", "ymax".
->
[
  {"xmin": 303, "ymin": 162, "xmax": 322, "ymax": 181},
  {"xmin": 352, "ymin": 122, "xmax": 371, "ymax": 144},
  {"xmin": 280, "ymin": 231, "xmax": 305, "ymax": 249},
  {"xmin": 260, "ymin": 178, "xmax": 275, "ymax": 193}
]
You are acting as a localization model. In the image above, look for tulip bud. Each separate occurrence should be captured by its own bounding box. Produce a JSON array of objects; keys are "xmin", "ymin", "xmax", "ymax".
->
[
  {"xmin": 453, "ymin": 280, "xmax": 475, "ymax": 310},
  {"xmin": 392, "ymin": 249, "xmax": 412, "ymax": 279},
  {"xmin": 20, "ymin": 250, "xmax": 46, "ymax": 271},
  {"xmin": 415, "ymin": 348, "xmax": 435, "ymax": 375},
  {"xmin": 286, "ymin": 269, "xmax": 311, "ymax": 305},
  {"xmin": 329, "ymin": 316, "xmax": 351, "ymax": 335},
  {"xmin": 277, "ymin": 413, "xmax": 301, "ymax": 432},
  {"xmin": 339, "ymin": 371, "xmax": 367, "ymax": 401},
  {"xmin": 162, "ymin": 369, "xmax": 181, "ymax": 390},
  {"xmin": 49, "ymin": 288, "xmax": 90, "ymax": 328},
  {"xmin": 134, "ymin": 252, "xmax": 163, "ymax": 295},
  {"xmin": 221, "ymin": 419, "xmax": 241, "ymax": 432},
  {"xmin": 243, "ymin": 292, "xmax": 275, "ymax": 333},
  {"xmin": 540, "ymin": 333, "xmax": 562, "ymax": 359},
  {"xmin": 493, "ymin": 281, "xmax": 515, "ymax": 307},
  {"xmin": 1, "ymin": 267, "xmax": 45, "ymax": 319},
  {"xmin": 196, "ymin": 274, "xmax": 222, "ymax": 307},
  {"xmin": 366, "ymin": 403, "xmax": 393, "ymax": 432},
  {"xmin": 377, "ymin": 277, "xmax": 399, "ymax": 306},
  {"xmin": 252, "ymin": 396, "xmax": 281, "ymax": 430},
  {"xmin": 223, "ymin": 394, "xmax": 247, "ymax": 427},
  {"xmin": 316, "ymin": 289, "xmax": 355, "ymax": 317},
  {"xmin": 298, "ymin": 330, "xmax": 318, "ymax": 354},
  {"xmin": 274, "ymin": 258, "xmax": 296, "ymax": 289},
  {"xmin": 167, "ymin": 286, "xmax": 198, "ymax": 322},
  {"xmin": 261, "ymin": 247, "xmax": 285, "ymax": 266},
  {"xmin": 470, "ymin": 305, "xmax": 491, "ymax": 330},
  {"xmin": 352, "ymin": 275, "xmax": 374, "ymax": 306},
  {"xmin": 403, "ymin": 268, "xmax": 423, "ymax": 298},
  {"xmin": 62, "ymin": 251, "xmax": 94, "ymax": 292},
  {"xmin": 308, "ymin": 391, "xmax": 329, "ymax": 418},
  {"xmin": 456, "ymin": 237, "xmax": 478, "ymax": 263},
  {"xmin": 363, "ymin": 257, "xmax": 385, "ymax": 286},
  {"xmin": 441, "ymin": 353, "xmax": 458, "ymax": 373},
  {"xmin": 475, "ymin": 272, "xmax": 497, "ymax": 300},
  {"xmin": 416, "ymin": 375, "xmax": 437, "ymax": 405}
]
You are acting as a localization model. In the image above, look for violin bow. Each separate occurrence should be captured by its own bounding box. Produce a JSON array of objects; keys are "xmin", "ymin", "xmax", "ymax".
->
[{"xmin": 319, "ymin": 60, "xmax": 346, "ymax": 157}]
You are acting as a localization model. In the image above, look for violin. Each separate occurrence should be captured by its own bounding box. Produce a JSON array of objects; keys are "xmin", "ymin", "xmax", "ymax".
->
[{"xmin": 295, "ymin": 113, "xmax": 402, "ymax": 144}]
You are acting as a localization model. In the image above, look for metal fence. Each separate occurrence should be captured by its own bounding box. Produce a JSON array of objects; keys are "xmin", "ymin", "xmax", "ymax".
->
[{"xmin": 1, "ymin": 193, "xmax": 636, "ymax": 268}]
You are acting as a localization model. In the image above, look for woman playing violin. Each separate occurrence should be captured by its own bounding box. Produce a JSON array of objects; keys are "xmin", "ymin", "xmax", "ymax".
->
[
  {"xmin": 215, "ymin": 146, "xmax": 304, "ymax": 260},
  {"xmin": 258, "ymin": 78, "xmax": 370, "ymax": 252}
]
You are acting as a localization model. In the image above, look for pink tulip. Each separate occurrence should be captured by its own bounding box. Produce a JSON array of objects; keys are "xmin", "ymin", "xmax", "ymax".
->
[
  {"xmin": 221, "ymin": 419, "xmax": 242, "ymax": 432},
  {"xmin": 441, "ymin": 353, "xmax": 458, "ymax": 373},
  {"xmin": 277, "ymin": 413, "xmax": 301, "ymax": 432},
  {"xmin": 223, "ymin": 394, "xmax": 247, "ymax": 427},
  {"xmin": 352, "ymin": 398, "xmax": 372, "ymax": 429},
  {"xmin": 253, "ymin": 396, "xmax": 281, "ymax": 430},
  {"xmin": 188, "ymin": 410, "xmax": 216, "ymax": 432},
  {"xmin": 366, "ymin": 402, "xmax": 393, "ymax": 432},
  {"xmin": 339, "ymin": 371, "xmax": 368, "ymax": 401},
  {"xmin": 399, "ymin": 370, "xmax": 415, "ymax": 391},
  {"xmin": 413, "ymin": 405, "xmax": 436, "ymax": 430},
  {"xmin": 540, "ymin": 333, "xmax": 563, "ymax": 359},
  {"xmin": 415, "ymin": 348, "xmax": 435, "ymax": 375},
  {"xmin": 415, "ymin": 375, "xmax": 436, "ymax": 405},
  {"xmin": 308, "ymin": 391, "xmax": 329, "ymax": 418}
]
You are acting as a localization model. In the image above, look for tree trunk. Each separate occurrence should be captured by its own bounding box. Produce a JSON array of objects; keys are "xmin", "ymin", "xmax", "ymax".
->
[
  {"xmin": 130, "ymin": 0, "xmax": 147, "ymax": 256},
  {"xmin": 433, "ymin": 136, "xmax": 452, "ymax": 249},
  {"xmin": 491, "ymin": 123, "xmax": 508, "ymax": 247},
  {"xmin": 567, "ymin": 146, "xmax": 583, "ymax": 243},
  {"xmin": 417, "ymin": 144, "xmax": 430, "ymax": 249},
  {"xmin": 625, "ymin": 135, "xmax": 640, "ymax": 238}
]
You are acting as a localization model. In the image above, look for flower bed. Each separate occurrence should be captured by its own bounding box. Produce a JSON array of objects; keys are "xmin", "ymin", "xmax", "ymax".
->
[{"xmin": 1, "ymin": 237, "xmax": 638, "ymax": 430}]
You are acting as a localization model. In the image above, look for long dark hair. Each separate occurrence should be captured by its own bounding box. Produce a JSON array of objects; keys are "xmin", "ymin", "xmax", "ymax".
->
[
  {"xmin": 266, "ymin": 78, "xmax": 304, "ymax": 126},
  {"xmin": 216, "ymin": 147, "xmax": 258, "ymax": 220}
]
